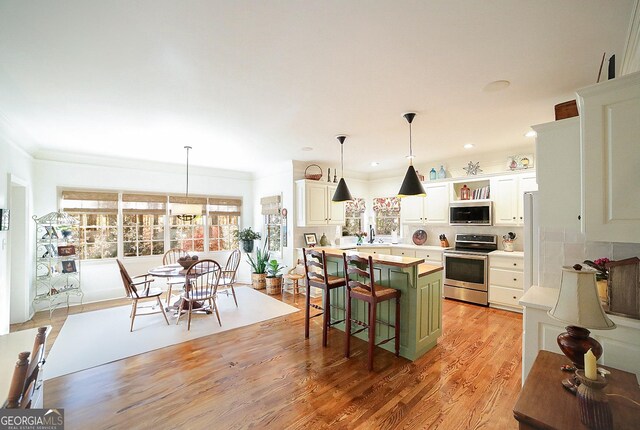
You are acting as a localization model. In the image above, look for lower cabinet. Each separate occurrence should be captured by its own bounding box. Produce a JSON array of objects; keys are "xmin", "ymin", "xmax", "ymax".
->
[
  {"xmin": 415, "ymin": 249, "xmax": 443, "ymax": 266},
  {"xmin": 391, "ymin": 248, "xmax": 416, "ymax": 258},
  {"xmin": 489, "ymin": 252, "xmax": 524, "ymax": 312}
]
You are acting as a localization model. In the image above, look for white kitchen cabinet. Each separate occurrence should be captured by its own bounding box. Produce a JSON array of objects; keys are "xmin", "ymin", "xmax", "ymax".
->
[
  {"xmin": 533, "ymin": 117, "xmax": 582, "ymax": 232},
  {"xmin": 400, "ymin": 183, "xmax": 449, "ymax": 224},
  {"xmin": 295, "ymin": 180, "xmax": 345, "ymax": 227},
  {"xmin": 577, "ymin": 71, "xmax": 640, "ymax": 243},
  {"xmin": 492, "ymin": 173, "xmax": 537, "ymax": 226},
  {"xmin": 415, "ymin": 249, "xmax": 443, "ymax": 266},
  {"xmin": 489, "ymin": 252, "xmax": 524, "ymax": 312},
  {"xmin": 355, "ymin": 247, "xmax": 391, "ymax": 255},
  {"xmin": 391, "ymin": 248, "xmax": 416, "ymax": 257}
]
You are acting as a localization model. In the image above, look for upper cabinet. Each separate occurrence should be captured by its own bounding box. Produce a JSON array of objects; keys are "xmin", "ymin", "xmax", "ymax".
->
[
  {"xmin": 400, "ymin": 182, "xmax": 449, "ymax": 224},
  {"xmin": 533, "ymin": 117, "xmax": 582, "ymax": 232},
  {"xmin": 295, "ymin": 180, "xmax": 345, "ymax": 227},
  {"xmin": 577, "ymin": 72, "xmax": 640, "ymax": 243},
  {"xmin": 491, "ymin": 173, "xmax": 538, "ymax": 226}
]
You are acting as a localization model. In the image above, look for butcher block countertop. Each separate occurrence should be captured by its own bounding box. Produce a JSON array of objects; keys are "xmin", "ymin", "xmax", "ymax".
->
[
  {"xmin": 417, "ymin": 263, "xmax": 444, "ymax": 278},
  {"xmin": 319, "ymin": 247, "xmax": 424, "ymax": 268}
]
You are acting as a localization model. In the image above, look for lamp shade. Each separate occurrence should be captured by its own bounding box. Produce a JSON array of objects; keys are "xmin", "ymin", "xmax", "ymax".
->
[
  {"xmin": 171, "ymin": 203, "xmax": 202, "ymax": 218},
  {"xmin": 332, "ymin": 178, "xmax": 354, "ymax": 202},
  {"xmin": 548, "ymin": 267, "xmax": 616, "ymax": 330},
  {"xmin": 398, "ymin": 164, "xmax": 426, "ymax": 198}
]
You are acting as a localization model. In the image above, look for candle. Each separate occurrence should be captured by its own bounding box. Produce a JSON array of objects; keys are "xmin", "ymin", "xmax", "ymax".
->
[{"xmin": 584, "ymin": 348, "xmax": 597, "ymax": 380}]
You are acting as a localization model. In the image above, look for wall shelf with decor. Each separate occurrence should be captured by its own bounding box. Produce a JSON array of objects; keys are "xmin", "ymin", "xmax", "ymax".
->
[
  {"xmin": 450, "ymin": 178, "xmax": 490, "ymax": 201},
  {"xmin": 33, "ymin": 212, "xmax": 83, "ymax": 317}
]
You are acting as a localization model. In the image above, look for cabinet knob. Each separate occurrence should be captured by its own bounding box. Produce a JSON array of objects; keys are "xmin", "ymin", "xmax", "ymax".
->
[
  {"xmin": 513, "ymin": 296, "xmax": 517, "ymax": 300},
  {"xmin": 514, "ymin": 278, "xmax": 517, "ymax": 281},
  {"xmin": 512, "ymin": 217, "xmax": 516, "ymax": 220},
  {"xmin": 519, "ymin": 216, "xmax": 523, "ymax": 219},
  {"xmin": 513, "ymin": 263, "xmax": 517, "ymax": 266},
  {"xmin": 578, "ymin": 215, "xmax": 581, "ymax": 220}
]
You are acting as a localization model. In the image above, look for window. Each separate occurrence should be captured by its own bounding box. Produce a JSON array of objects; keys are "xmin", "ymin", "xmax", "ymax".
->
[
  {"xmin": 208, "ymin": 198, "xmax": 241, "ymax": 251},
  {"xmin": 261, "ymin": 195, "xmax": 281, "ymax": 253},
  {"xmin": 343, "ymin": 198, "xmax": 365, "ymax": 236},
  {"xmin": 122, "ymin": 194, "xmax": 166, "ymax": 257},
  {"xmin": 61, "ymin": 191, "xmax": 118, "ymax": 260},
  {"xmin": 169, "ymin": 196, "xmax": 206, "ymax": 252},
  {"xmin": 373, "ymin": 197, "xmax": 401, "ymax": 235},
  {"xmin": 61, "ymin": 189, "xmax": 242, "ymax": 260}
]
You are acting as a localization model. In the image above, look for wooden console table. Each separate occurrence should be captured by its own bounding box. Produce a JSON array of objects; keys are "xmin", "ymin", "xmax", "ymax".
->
[{"xmin": 513, "ymin": 350, "xmax": 640, "ymax": 429}]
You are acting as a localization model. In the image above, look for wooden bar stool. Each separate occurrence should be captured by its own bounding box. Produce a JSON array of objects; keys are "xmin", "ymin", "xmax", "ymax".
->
[
  {"xmin": 303, "ymin": 248, "xmax": 346, "ymax": 347},
  {"xmin": 343, "ymin": 253, "xmax": 401, "ymax": 371}
]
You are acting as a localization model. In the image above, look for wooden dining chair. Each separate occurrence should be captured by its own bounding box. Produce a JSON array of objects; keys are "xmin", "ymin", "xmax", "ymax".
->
[
  {"xmin": 302, "ymin": 248, "xmax": 346, "ymax": 347},
  {"xmin": 162, "ymin": 248, "xmax": 188, "ymax": 305},
  {"xmin": 176, "ymin": 259, "xmax": 222, "ymax": 331},
  {"xmin": 219, "ymin": 249, "xmax": 241, "ymax": 306},
  {"xmin": 5, "ymin": 352, "xmax": 30, "ymax": 408},
  {"xmin": 343, "ymin": 253, "xmax": 401, "ymax": 371},
  {"xmin": 117, "ymin": 259, "xmax": 170, "ymax": 332}
]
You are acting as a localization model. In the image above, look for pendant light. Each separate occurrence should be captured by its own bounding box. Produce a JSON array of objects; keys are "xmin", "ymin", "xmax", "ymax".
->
[
  {"xmin": 397, "ymin": 112, "xmax": 426, "ymax": 197},
  {"xmin": 332, "ymin": 135, "xmax": 354, "ymax": 202},
  {"xmin": 172, "ymin": 145, "xmax": 201, "ymax": 222}
]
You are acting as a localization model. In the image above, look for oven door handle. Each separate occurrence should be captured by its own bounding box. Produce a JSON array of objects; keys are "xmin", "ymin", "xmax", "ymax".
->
[{"xmin": 444, "ymin": 253, "xmax": 487, "ymax": 261}]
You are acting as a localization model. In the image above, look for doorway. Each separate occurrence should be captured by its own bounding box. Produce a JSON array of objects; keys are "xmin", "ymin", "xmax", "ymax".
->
[{"xmin": 9, "ymin": 175, "xmax": 30, "ymax": 324}]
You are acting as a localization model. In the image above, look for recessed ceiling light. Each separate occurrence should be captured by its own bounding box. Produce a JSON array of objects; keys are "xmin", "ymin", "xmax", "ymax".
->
[
  {"xmin": 301, "ymin": 146, "xmax": 313, "ymax": 151},
  {"xmin": 464, "ymin": 143, "xmax": 475, "ymax": 149},
  {"xmin": 371, "ymin": 161, "xmax": 379, "ymax": 167},
  {"xmin": 524, "ymin": 130, "xmax": 537, "ymax": 138},
  {"xmin": 483, "ymin": 80, "xmax": 511, "ymax": 92}
]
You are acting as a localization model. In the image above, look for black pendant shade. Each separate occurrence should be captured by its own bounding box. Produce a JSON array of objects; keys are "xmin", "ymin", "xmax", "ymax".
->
[
  {"xmin": 398, "ymin": 164, "xmax": 426, "ymax": 197},
  {"xmin": 332, "ymin": 135, "xmax": 354, "ymax": 202},
  {"xmin": 398, "ymin": 112, "xmax": 426, "ymax": 197}
]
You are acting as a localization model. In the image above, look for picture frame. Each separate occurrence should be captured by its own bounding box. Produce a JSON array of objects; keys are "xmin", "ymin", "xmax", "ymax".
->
[
  {"xmin": 61, "ymin": 260, "xmax": 77, "ymax": 274},
  {"xmin": 304, "ymin": 233, "xmax": 317, "ymax": 247},
  {"xmin": 57, "ymin": 245, "xmax": 76, "ymax": 257},
  {"xmin": 44, "ymin": 225, "xmax": 59, "ymax": 239},
  {"xmin": 0, "ymin": 209, "xmax": 9, "ymax": 231}
]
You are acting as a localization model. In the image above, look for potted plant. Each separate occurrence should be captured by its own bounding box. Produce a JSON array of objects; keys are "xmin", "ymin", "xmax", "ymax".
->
[
  {"xmin": 265, "ymin": 259, "xmax": 286, "ymax": 295},
  {"xmin": 234, "ymin": 227, "xmax": 261, "ymax": 253},
  {"xmin": 246, "ymin": 242, "xmax": 269, "ymax": 289}
]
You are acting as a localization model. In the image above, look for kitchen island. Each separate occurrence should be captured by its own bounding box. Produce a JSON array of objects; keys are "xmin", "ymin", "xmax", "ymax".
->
[{"xmin": 317, "ymin": 248, "xmax": 443, "ymax": 361}]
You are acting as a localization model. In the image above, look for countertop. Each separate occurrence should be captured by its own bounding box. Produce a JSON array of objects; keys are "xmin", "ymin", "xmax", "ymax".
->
[
  {"xmin": 300, "ymin": 243, "xmax": 450, "ymax": 251},
  {"xmin": 320, "ymin": 247, "xmax": 425, "ymax": 268},
  {"xmin": 489, "ymin": 250, "xmax": 525, "ymax": 258},
  {"xmin": 417, "ymin": 263, "xmax": 443, "ymax": 278},
  {"xmin": 520, "ymin": 285, "xmax": 640, "ymax": 330}
]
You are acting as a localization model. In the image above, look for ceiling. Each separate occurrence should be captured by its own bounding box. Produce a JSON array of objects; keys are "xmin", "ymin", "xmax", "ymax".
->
[{"xmin": 0, "ymin": 1, "xmax": 635, "ymax": 175}]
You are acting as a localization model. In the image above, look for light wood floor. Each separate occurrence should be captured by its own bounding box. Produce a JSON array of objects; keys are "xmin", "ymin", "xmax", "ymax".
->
[{"xmin": 12, "ymin": 288, "xmax": 523, "ymax": 429}]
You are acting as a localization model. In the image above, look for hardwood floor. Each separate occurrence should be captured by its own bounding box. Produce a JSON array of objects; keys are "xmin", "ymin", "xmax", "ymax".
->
[{"xmin": 12, "ymin": 289, "xmax": 523, "ymax": 429}]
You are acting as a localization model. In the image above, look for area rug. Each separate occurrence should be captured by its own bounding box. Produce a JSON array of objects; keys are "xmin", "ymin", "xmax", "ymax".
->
[{"xmin": 45, "ymin": 287, "xmax": 298, "ymax": 379}]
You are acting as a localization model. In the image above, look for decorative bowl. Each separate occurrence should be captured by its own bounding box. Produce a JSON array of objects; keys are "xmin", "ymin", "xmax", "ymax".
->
[{"xmin": 178, "ymin": 256, "xmax": 198, "ymax": 269}]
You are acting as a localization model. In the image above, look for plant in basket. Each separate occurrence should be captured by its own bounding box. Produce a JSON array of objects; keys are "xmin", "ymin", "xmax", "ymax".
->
[
  {"xmin": 246, "ymin": 242, "xmax": 269, "ymax": 289},
  {"xmin": 265, "ymin": 259, "xmax": 286, "ymax": 295}
]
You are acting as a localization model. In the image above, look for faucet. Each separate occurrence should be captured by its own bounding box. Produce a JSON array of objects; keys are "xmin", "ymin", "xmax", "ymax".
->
[{"xmin": 368, "ymin": 224, "xmax": 375, "ymax": 244}]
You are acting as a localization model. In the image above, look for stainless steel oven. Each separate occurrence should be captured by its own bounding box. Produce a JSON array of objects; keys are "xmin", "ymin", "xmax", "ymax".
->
[{"xmin": 443, "ymin": 234, "xmax": 497, "ymax": 306}]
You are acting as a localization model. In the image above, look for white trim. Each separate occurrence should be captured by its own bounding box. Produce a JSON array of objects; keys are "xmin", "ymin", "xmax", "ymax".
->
[{"xmin": 621, "ymin": 0, "xmax": 640, "ymax": 75}]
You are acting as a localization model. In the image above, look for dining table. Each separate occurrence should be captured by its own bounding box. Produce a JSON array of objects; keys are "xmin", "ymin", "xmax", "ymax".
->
[{"xmin": 147, "ymin": 263, "xmax": 211, "ymax": 314}]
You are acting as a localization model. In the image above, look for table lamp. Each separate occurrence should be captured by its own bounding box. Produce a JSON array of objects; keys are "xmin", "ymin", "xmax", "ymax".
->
[{"xmin": 548, "ymin": 266, "xmax": 616, "ymax": 369}]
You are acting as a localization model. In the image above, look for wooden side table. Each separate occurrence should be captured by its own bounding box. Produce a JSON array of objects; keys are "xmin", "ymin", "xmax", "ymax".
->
[{"xmin": 513, "ymin": 350, "xmax": 640, "ymax": 429}]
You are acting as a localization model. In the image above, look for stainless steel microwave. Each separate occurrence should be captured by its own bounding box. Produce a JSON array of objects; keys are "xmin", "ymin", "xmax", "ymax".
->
[{"xmin": 449, "ymin": 201, "xmax": 492, "ymax": 226}]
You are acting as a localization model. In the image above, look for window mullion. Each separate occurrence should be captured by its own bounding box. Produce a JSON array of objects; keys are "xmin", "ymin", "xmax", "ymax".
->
[{"xmin": 117, "ymin": 192, "xmax": 123, "ymax": 259}]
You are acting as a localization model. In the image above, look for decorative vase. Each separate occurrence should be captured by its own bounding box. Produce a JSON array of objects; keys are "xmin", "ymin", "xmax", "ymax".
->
[
  {"xmin": 266, "ymin": 276, "xmax": 282, "ymax": 295},
  {"xmin": 241, "ymin": 240, "xmax": 254, "ymax": 253},
  {"xmin": 575, "ymin": 370, "xmax": 613, "ymax": 430},
  {"xmin": 319, "ymin": 233, "xmax": 329, "ymax": 246},
  {"xmin": 251, "ymin": 273, "xmax": 266, "ymax": 290},
  {"xmin": 357, "ymin": 236, "xmax": 363, "ymax": 245}
]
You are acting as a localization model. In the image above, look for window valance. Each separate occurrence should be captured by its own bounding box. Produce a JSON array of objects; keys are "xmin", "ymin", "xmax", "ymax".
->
[{"xmin": 373, "ymin": 197, "xmax": 400, "ymax": 215}]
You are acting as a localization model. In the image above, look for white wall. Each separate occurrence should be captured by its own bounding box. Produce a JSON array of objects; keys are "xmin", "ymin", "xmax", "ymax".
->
[
  {"xmin": 30, "ymin": 156, "xmax": 254, "ymax": 307},
  {"xmin": 252, "ymin": 161, "xmax": 295, "ymax": 270},
  {"xmin": 0, "ymin": 117, "xmax": 34, "ymax": 334}
]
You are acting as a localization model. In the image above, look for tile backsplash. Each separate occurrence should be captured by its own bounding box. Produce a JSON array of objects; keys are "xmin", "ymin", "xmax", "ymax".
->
[
  {"xmin": 401, "ymin": 224, "xmax": 524, "ymax": 251},
  {"xmin": 539, "ymin": 227, "xmax": 640, "ymax": 289}
]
